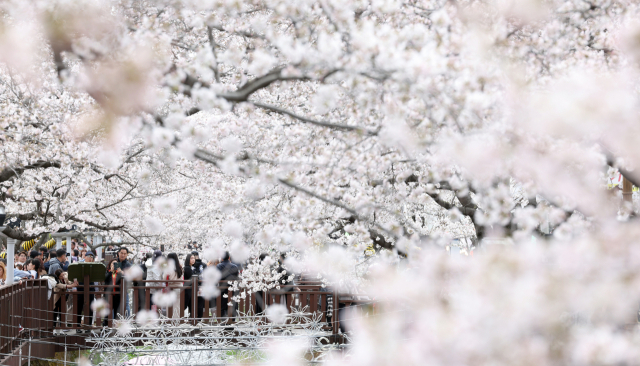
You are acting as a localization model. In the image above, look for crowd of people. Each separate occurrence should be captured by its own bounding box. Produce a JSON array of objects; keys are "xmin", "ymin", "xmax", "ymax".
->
[{"xmin": 0, "ymin": 240, "xmax": 247, "ymax": 328}]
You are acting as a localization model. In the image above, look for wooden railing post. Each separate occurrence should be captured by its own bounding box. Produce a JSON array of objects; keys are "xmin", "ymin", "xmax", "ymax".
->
[
  {"xmin": 83, "ymin": 274, "xmax": 90, "ymax": 327},
  {"xmin": 333, "ymin": 290, "xmax": 339, "ymax": 335},
  {"xmin": 120, "ymin": 278, "xmax": 126, "ymax": 318},
  {"xmin": 192, "ymin": 276, "xmax": 198, "ymax": 324}
]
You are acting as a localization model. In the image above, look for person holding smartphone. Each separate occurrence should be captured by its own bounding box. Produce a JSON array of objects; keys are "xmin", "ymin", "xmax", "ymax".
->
[
  {"xmin": 104, "ymin": 259, "xmax": 124, "ymax": 325},
  {"xmin": 53, "ymin": 269, "xmax": 79, "ymax": 328},
  {"xmin": 115, "ymin": 247, "xmax": 132, "ymax": 315}
]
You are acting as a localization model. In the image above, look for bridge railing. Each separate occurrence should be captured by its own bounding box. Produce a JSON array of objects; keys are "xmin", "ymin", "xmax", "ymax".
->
[
  {"xmin": 2, "ymin": 278, "xmax": 374, "ymax": 336},
  {"xmin": 0, "ymin": 279, "xmax": 50, "ymax": 356}
]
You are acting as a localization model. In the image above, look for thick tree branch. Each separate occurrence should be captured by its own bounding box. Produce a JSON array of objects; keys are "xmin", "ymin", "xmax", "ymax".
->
[
  {"xmin": 66, "ymin": 216, "xmax": 124, "ymax": 231},
  {"xmin": 218, "ymin": 69, "xmax": 310, "ymax": 102},
  {"xmin": 1, "ymin": 226, "xmax": 38, "ymax": 241},
  {"xmin": 0, "ymin": 161, "xmax": 61, "ymax": 183},
  {"xmin": 252, "ymin": 102, "xmax": 377, "ymax": 134},
  {"xmin": 180, "ymin": 68, "xmax": 309, "ymax": 102}
]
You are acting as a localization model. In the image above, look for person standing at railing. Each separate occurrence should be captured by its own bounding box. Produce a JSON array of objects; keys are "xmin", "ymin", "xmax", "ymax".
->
[
  {"xmin": 53, "ymin": 268, "xmax": 78, "ymax": 328},
  {"xmin": 116, "ymin": 247, "xmax": 132, "ymax": 271},
  {"xmin": 70, "ymin": 249, "xmax": 79, "ymax": 264},
  {"xmin": 17, "ymin": 251, "xmax": 27, "ymax": 265},
  {"xmin": 39, "ymin": 246, "xmax": 48, "ymax": 260},
  {"xmin": 79, "ymin": 248, "xmax": 87, "ymax": 262},
  {"xmin": 183, "ymin": 253, "xmax": 205, "ymax": 318},
  {"xmin": 44, "ymin": 249, "xmax": 55, "ymax": 272},
  {"xmin": 191, "ymin": 251, "xmax": 206, "ymax": 274},
  {"xmin": 30, "ymin": 250, "xmax": 41, "ymax": 262},
  {"xmin": 166, "ymin": 252, "xmax": 183, "ymax": 318},
  {"xmin": 183, "ymin": 253, "xmax": 195, "ymax": 318},
  {"xmin": 135, "ymin": 252, "xmax": 152, "ymax": 312},
  {"xmin": 25, "ymin": 259, "xmax": 37, "ymax": 278},
  {"xmin": 146, "ymin": 250, "xmax": 163, "ymax": 310},
  {"xmin": 217, "ymin": 252, "xmax": 239, "ymax": 317},
  {"xmin": 32, "ymin": 259, "xmax": 46, "ymax": 278},
  {"xmin": 115, "ymin": 247, "xmax": 132, "ymax": 316},
  {"xmin": 104, "ymin": 259, "xmax": 124, "ymax": 325},
  {"xmin": 48, "ymin": 249, "xmax": 68, "ymax": 275}
]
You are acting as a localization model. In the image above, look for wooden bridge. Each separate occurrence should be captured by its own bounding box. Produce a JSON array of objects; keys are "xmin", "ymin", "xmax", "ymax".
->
[{"xmin": 0, "ymin": 278, "xmax": 372, "ymax": 365}]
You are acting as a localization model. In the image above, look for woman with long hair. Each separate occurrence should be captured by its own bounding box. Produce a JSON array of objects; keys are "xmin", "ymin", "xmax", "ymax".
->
[
  {"xmin": 32, "ymin": 259, "xmax": 46, "ymax": 278},
  {"xmin": 183, "ymin": 254, "xmax": 193, "ymax": 317},
  {"xmin": 183, "ymin": 254, "xmax": 205, "ymax": 318},
  {"xmin": 53, "ymin": 268, "xmax": 78, "ymax": 328},
  {"xmin": 25, "ymin": 259, "xmax": 37, "ymax": 278},
  {"xmin": 166, "ymin": 253, "xmax": 183, "ymax": 318}
]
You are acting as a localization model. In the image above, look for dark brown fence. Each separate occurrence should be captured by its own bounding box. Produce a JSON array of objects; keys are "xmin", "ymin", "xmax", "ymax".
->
[
  {"xmin": 0, "ymin": 279, "xmax": 50, "ymax": 361},
  {"xmin": 2, "ymin": 278, "xmax": 373, "ymax": 336}
]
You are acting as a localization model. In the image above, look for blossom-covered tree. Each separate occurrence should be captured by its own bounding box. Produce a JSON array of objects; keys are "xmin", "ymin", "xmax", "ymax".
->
[{"xmin": 3, "ymin": 0, "xmax": 640, "ymax": 364}]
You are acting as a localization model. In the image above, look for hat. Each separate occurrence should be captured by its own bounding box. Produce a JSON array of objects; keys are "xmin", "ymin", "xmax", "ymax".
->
[
  {"xmin": 152, "ymin": 250, "xmax": 163, "ymax": 261},
  {"xmin": 85, "ymin": 251, "xmax": 95, "ymax": 257}
]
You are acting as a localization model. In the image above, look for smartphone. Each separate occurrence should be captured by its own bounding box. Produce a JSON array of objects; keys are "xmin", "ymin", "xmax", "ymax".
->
[{"xmin": 113, "ymin": 262, "xmax": 121, "ymax": 271}]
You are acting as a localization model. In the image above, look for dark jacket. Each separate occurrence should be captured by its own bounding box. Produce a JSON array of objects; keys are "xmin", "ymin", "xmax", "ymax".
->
[
  {"xmin": 105, "ymin": 270, "xmax": 124, "ymax": 293},
  {"xmin": 105, "ymin": 270, "xmax": 124, "ymax": 316},
  {"xmin": 193, "ymin": 259, "xmax": 206, "ymax": 275},
  {"xmin": 116, "ymin": 259, "xmax": 132, "ymax": 270},
  {"xmin": 184, "ymin": 265, "xmax": 194, "ymax": 287},
  {"xmin": 48, "ymin": 258, "xmax": 63, "ymax": 275},
  {"xmin": 216, "ymin": 260, "xmax": 239, "ymax": 289}
]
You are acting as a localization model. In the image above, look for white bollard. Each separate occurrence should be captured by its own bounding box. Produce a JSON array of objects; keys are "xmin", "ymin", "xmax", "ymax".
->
[
  {"xmin": 95, "ymin": 235, "xmax": 103, "ymax": 260},
  {"xmin": 7, "ymin": 238, "xmax": 16, "ymax": 285}
]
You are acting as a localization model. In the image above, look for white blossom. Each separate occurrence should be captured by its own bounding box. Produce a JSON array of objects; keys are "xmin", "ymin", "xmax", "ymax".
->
[
  {"xmin": 90, "ymin": 298, "xmax": 110, "ymax": 318},
  {"xmin": 135, "ymin": 310, "xmax": 159, "ymax": 328},
  {"xmin": 152, "ymin": 291, "xmax": 178, "ymax": 308},
  {"xmin": 124, "ymin": 265, "xmax": 144, "ymax": 282},
  {"xmin": 265, "ymin": 304, "xmax": 289, "ymax": 324}
]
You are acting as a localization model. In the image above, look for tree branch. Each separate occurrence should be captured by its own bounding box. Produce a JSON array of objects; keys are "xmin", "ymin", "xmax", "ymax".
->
[
  {"xmin": 67, "ymin": 216, "xmax": 124, "ymax": 231},
  {"xmin": 0, "ymin": 161, "xmax": 61, "ymax": 183},
  {"xmin": 217, "ymin": 69, "xmax": 310, "ymax": 102},
  {"xmin": 252, "ymin": 102, "xmax": 377, "ymax": 134}
]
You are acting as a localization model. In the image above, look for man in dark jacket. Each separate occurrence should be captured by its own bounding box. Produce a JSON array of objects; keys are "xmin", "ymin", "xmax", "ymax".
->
[
  {"xmin": 136, "ymin": 252, "xmax": 152, "ymax": 312},
  {"xmin": 115, "ymin": 247, "xmax": 132, "ymax": 272},
  {"xmin": 115, "ymin": 247, "xmax": 132, "ymax": 315},
  {"xmin": 216, "ymin": 252, "xmax": 239, "ymax": 317},
  {"xmin": 48, "ymin": 249, "xmax": 67, "ymax": 275},
  {"xmin": 216, "ymin": 252, "xmax": 239, "ymax": 280}
]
